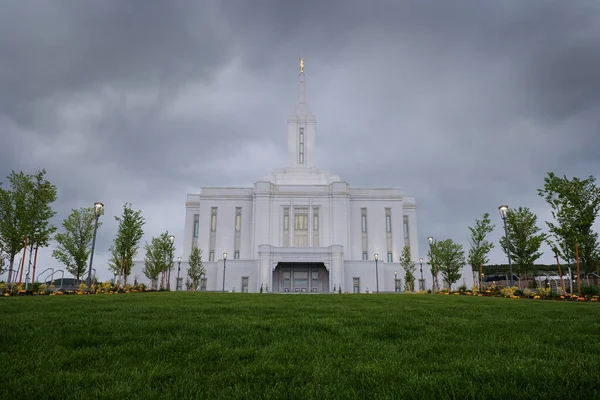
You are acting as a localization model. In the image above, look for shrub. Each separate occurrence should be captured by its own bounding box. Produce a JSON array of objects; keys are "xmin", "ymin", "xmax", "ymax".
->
[
  {"xmin": 458, "ymin": 284, "xmax": 467, "ymax": 293},
  {"xmin": 581, "ymin": 285, "xmax": 600, "ymax": 297},
  {"xmin": 78, "ymin": 282, "xmax": 88, "ymax": 291}
]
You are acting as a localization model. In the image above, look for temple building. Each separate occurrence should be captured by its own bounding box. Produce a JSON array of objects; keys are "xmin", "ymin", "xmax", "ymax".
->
[{"xmin": 174, "ymin": 61, "xmax": 419, "ymax": 293}]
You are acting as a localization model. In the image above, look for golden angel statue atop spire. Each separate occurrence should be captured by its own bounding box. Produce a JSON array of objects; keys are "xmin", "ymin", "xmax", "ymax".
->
[{"xmin": 299, "ymin": 58, "xmax": 304, "ymax": 73}]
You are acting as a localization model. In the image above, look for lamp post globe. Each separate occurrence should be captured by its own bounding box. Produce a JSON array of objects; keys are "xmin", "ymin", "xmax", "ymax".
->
[
  {"xmin": 498, "ymin": 205, "xmax": 514, "ymax": 287},
  {"xmin": 87, "ymin": 202, "xmax": 104, "ymax": 288}
]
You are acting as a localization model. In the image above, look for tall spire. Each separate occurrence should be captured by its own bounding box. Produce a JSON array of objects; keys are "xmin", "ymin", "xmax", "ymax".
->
[{"xmin": 295, "ymin": 58, "xmax": 309, "ymax": 115}]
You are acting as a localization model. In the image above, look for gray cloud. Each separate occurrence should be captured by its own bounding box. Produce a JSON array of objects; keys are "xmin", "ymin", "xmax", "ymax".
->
[{"xmin": 1, "ymin": 0, "xmax": 599, "ymax": 281}]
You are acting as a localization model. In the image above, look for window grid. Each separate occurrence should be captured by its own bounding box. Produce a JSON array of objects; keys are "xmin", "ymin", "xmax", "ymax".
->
[{"xmin": 299, "ymin": 127, "xmax": 304, "ymax": 164}]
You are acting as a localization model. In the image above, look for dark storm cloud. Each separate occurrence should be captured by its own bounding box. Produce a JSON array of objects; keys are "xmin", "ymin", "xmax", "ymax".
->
[{"xmin": 1, "ymin": 0, "xmax": 599, "ymax": 281}]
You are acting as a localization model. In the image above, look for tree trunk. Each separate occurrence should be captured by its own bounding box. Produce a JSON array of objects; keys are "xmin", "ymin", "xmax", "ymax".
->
[
  {"xmin": 479, "ymin": 264, "xmax": 483, "ymax": 291},
  {"xmin": 7, "ymin": 256, "xmax": 15, "ymax": 284},
  {"xmin": 123, "ymin": 258, "xmax": 128, "ymax": 286},
  {"xmin": 32, "ymin": 245, "xmax": 39, "ymax": 282},
  {"xmin": 576, "ymin": 243, "xmax": 581, "ymax": 296},
  {"xmin": 19, "ymin": 237, "xmax": 28, "ymax": 283},
  {"xmin": 118, "ymin": 256, "xmax": 125, "ymax": 288},
  {"xmin": 554, "ymin": 252, "xmax": 565, "ymax": 294}
]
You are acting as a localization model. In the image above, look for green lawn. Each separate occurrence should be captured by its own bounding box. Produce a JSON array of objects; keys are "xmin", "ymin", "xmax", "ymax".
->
[{"xmin": 1, "ymin": 293, "xmax": 599, "ymax": 399}]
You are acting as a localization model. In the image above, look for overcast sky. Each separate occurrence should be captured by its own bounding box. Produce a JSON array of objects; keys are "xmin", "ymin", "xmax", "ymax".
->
[{"xmin": 1, "ymin": 0, "xmax": 599, "ymax": 283}]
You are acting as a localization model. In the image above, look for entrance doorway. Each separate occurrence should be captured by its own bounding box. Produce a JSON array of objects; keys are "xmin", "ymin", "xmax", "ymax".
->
[{"xmin": 273, "ymin": 262, "xmax": 329, "ymax": 293}]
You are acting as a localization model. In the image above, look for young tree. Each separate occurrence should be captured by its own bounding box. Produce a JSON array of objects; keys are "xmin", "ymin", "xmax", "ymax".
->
[
  {"xmin": 427, "ymin": 241, "xmax": 440, "ymax": 291},
  {"xmin": 538, "ymin": 172, "xmax": 600, "ymax": 272},
  {"xmin": 24, "ymin": 169, "xmax": 57, "ymax": 287},
  {"xmin": 187, "ymin": 246, "xmax": 206, "ymax": 291},
  {"xmin": 108, "ymin": 203, "xmax": 145, "ymax": 285},
  {"xmin": 143, "ymin": 236, "xmax": 165, "ymax": 289},
  {"xmin": 435, "ymin": 239, "xmax": 466, "ymax": 290},
  {"xmin": 142, "ymin": 231, "xmax": 174, "ymax": 290},
  {"xmin": 467, "ymin": 213, "xmax": 495, "ymax": 289},
  {"xmin": 499, "ymin": 207, "xmax": 547, "ymax": 282},
  {"xmin": 52, "ymin": 207, "xmax": 99, "ymax": 283},
  {"xmin": 398, "ymin": 245, "xmax": 416, "ymax": 291},
  {"xmin": 0, "ymin": 171, "xmax": 35, "ymax": 284}
]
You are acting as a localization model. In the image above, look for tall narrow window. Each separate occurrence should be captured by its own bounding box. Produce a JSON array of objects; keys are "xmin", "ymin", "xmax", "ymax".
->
[
  {"xmin": 312, "ymin": 207, "xmax": 319, "ymax": 247},
  {"xmin": 403, "ymin": 215, "xmax": 410, "ymax": 245},
  {"xmin": 387, "ymin": 252, "xmax": 393, "ymax": 263},
  {"xmin": 211, "ymin": 207, "xmax": 218, "ymax": 232},
  {"xmin": 385, "ymin": 208, "xmax": 393, "ymax": 259},
  {"xmin": 209, "ymin": 208, "xmax": 217, "ymax": 259},
  {"xmin": 362, "ymin": 252, "xmax": 368, "ymax": 260},
  {"xmin": 283, "ymin": 207, "xmax": 290, "ymax": 247},
  {"xmin": 234, "ymin": 207, "xmax": 242, "ymax": 259},
  {"xmin": 235, "ymin": 213, "xmax": 241, "ymax": 232},
  {"xmin": 361, "ymin": 214, "xmax": 367, "ymax": 233},
  {"xmin": 386, "ymin": 212, "xmax": 392, "ymax": 233},
  {"xmin": 294, "ymin": 208, "xmax": 308, "ymax": 247},
  {"xmin": 361, "ymin": 208, "xmax": 368, "ymax": 257},
  {"xmin": 209, "ymin": 251, "xmax": 215, "ymax": 261},
  {"xmin": 299, "ymin": 127, "xmax": 304, "ymax": 164},
  {"xmin": 192, "ymin": 214, "xmax": 200, "ymax": 252}
]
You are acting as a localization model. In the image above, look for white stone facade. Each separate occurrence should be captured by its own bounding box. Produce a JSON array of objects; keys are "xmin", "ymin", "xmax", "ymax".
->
[{"xmin": 136, "ymin": 63, "xmax": 423, "ymax": 293}]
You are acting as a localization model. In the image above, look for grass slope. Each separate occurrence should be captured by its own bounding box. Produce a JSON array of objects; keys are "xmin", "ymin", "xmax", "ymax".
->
[{"xmin": 1, "ymin": 293, "xmax": 599, "ymax": 399}]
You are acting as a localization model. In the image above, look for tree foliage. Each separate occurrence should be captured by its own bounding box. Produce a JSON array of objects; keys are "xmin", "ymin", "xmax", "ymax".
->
[
  {"xmin": 398, "ymin": 245, "xmax": 416, "ymax": 291},
  {"xmin": 538, "ymin": 172, "xmax": 600, "ymax": 272},
  {"xmin": 108, "ymin": 203, "xmax": 145, "ymax": 285},
  {"xmin": 187, "ymin": 246, "xmax": 206, "ymax": 291},
  {"xmin": 25, "ymin": 169, "xmax": 57, "ymax": 250},
  {"xmin": 433, "ymin": 239, "xmax": 465, "ymax": 289},
  {"xmin": 143, "ymin": 231, "xmax": 175, "ymax": 288},
  {"xmin": 23, "ymin": 169, "xmax": 57, "ymax": 284},
  {"xmin": 52, "ymin": 207, "xmax": 99, "ymax": 281},
  {"xmin": 499, "ymin": 207, "xmax": 547, "ymax": 278},
  {"xmin": 467, "ymin": 213, "xmax": 495, "ymax": 286},
  {"xmin": 0, "ymin": 170, "xmax": 56, "ymax": 283}
]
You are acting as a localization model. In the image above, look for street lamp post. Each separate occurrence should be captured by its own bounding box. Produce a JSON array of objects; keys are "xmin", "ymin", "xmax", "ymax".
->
[
  {"xmin": 394, "ymin": 270, "xmax": 398, "ymax": 292},
  {"xmin": 222, "ymin": 252, "xmax": 228, "ymax": 292},
  {"xmin": 427, "ymin": 236, "xmax": 436, "ymax": 291},
  {"xmin": 176, "ymin": 256, "xmax": 182, "ymax": 291},
  {"xmin": 419, "ymin": 257, "xmax": 424, "ymax": 291},
  {"xmin": 166, "ymin": 235, "xmax": 175, "ymax": 290},
  {"xmin": 499, "ymin": 205, "xmax": 514, "ymax": 287},
  {"xmin": 374, "ymin": 253, "xmax": 379, "ymax": 293},
  {"xmin": 87, "ymin": 202, "xmax": 104, "ymax": 288}
]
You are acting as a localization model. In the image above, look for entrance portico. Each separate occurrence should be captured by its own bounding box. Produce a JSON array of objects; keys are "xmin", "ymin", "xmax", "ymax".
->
[
  {"xmin": 258, "ymin": 244, "xmax": 344, "ymax": 293},
  {"xmin": 273, "ymin": 262, "xmax": 329, "ymax": 293}
]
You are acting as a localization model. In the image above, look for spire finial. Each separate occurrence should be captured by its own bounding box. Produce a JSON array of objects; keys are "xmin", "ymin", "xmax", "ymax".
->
[{"xmin": 299, "ymin": 58, "xmax": 304, "ymax": 74}]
